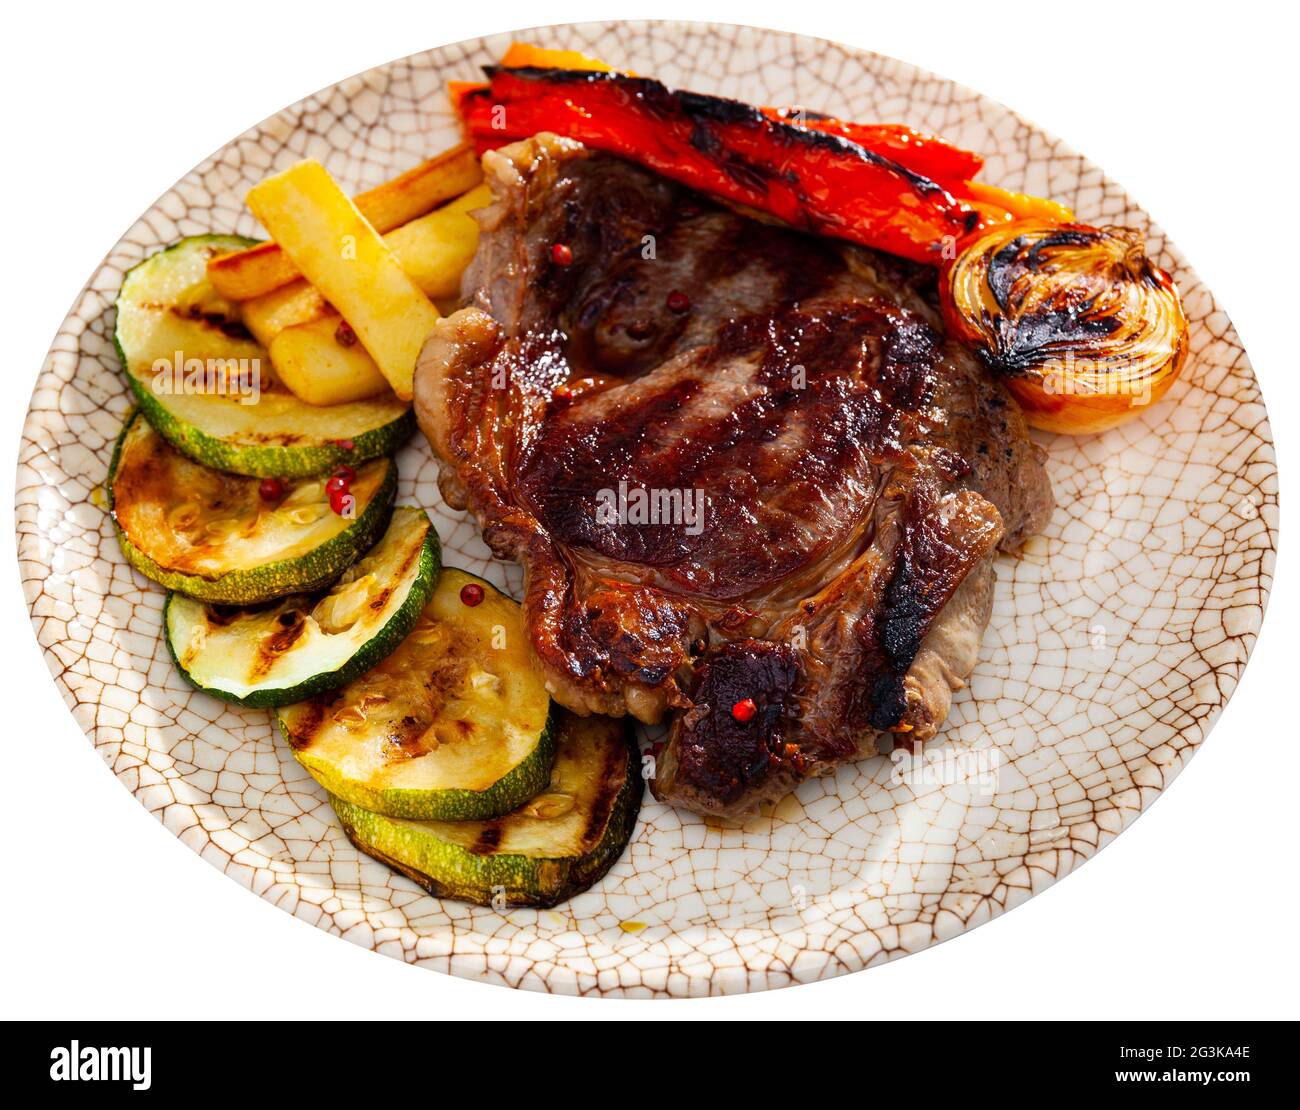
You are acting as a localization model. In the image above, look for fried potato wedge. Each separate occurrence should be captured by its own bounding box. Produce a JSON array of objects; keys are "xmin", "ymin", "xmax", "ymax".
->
[
  {"xmin": 269, "ymin": 314, "xmax": 391, "ymax": 406},
  {"xmin": 247, "ymin": 159, "xmax": 442, "ymax": 401},
  {"xmin": 211, "ymin": 143, "xmax": 480, "ymax": 300},
  {"xmin": 386, "ymin": 183, "xmax": 491, "ymax": 301}
]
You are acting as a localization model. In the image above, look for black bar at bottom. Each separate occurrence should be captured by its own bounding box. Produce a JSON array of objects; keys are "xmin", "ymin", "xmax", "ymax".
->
[{"xmin": 2, "ymin": 1019, "xmax": 1290, "ymax": 1094}]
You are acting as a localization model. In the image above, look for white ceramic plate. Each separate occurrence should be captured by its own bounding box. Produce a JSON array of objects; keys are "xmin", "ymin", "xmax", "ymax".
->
[{"xmin": 17, "ymin": 20, "xmax": 1277, "ymax": 997}]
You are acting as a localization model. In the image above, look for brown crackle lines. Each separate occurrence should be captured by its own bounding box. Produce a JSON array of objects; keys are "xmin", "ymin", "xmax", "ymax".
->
[{"xmin": 14, "ymin": 21, "xmax": 1278, "ymax": 997}]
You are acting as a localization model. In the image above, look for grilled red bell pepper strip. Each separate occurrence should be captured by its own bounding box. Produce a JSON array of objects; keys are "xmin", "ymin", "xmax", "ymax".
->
[
  {"xmin": 459, "ymin": 78, "xmax": 982, "ymax": 185},
  {"xmin": 762, "ymin": 110, "xmax": 1072, "ymax": 224},
  {"xmin": 462, "ymin": 67, "xmax": 990, "ymax": 263},
  {"xmin": 456, "ymin": 50, "xmax": 1067, "ymax": 224},
  {"xmin": 454, "ymin": 46, "xmax": 1070, "ymax": 226},
  {"xmin": 760, "ymin": 110, "xmax": 985, "ymax": 185},
  {"xmin": 448, "ymin": 43, "xmax": 616, "ymax": 115}
]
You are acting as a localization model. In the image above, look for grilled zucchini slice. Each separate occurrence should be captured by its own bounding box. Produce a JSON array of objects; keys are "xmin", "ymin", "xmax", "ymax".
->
[
  {"xmin": 114, "ymin": 235, "xmax": 413, "ymax": 477},
  {"xmin": 109, "ymin": 409, "xmax": 396, "ymax": 604},
  {"xmin": 164, "ymin": 507, "xmax": 440, "ymax": 707},
  {"xmin": 277, "ymin": 568, "xmax": 555, "ymax": 820},
  {"xmin": 331, "ymin": 711, "xmax": 641, "ymax": 908}
]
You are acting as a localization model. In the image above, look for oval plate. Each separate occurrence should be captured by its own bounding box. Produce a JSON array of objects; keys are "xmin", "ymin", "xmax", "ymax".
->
[{"xmin": 16, "ymin": 21, "xmax": 1277, "ymax": 997}]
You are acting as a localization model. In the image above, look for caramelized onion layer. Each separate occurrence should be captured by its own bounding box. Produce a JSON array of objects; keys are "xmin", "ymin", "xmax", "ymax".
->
[{"xmin": 941, "ymin": 221, "xmax": 1189, "ymax": 434}]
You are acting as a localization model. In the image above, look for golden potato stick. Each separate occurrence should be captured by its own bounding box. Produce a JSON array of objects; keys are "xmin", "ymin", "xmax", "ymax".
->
[
  {"xmin": 361, "ymin": 142, "xmax": 482, "ymax": 230},
  {"xmin": 240, "ymin": 182, "xmax": 488, "ymax": 357},
  {"xmin": 386, "ymin": 183, "xmax": 491, "ymax": 300},
  {"xmin": 238, "ymin": 278, "xmax": 327, "ymax": 347},
  {"xmin": 208, "ymin": 241, "xmax": 301, "ymax": 301},
  {"xmin": 211, "ymin": 143, "xmax": 481, "ymax": 300},
  {"xmin": 269, "ymin": 314, "xmax": 391, "ymax": 406},
  {"xmin": 246, "ymin": 159, "xmax": 441, "ymax": 400},
  {"xmin": 244, "ymin": 280, "xmax": 392, "ymax": 404}
]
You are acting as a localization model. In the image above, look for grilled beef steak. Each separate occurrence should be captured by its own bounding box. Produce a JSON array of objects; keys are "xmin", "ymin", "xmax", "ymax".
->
[{"xmin": 414, "ymin": 134, "xmax": 1054, "ymax": 818}]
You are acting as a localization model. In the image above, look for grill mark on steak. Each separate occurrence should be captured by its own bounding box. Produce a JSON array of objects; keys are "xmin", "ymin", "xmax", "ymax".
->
[
  {"xmin": 415, "ymin": 134, "xmax": 1054, "ymax": 818},
  {"xmin": 517, "ymin": 297, "xmax": 944, "ymax": 601}
]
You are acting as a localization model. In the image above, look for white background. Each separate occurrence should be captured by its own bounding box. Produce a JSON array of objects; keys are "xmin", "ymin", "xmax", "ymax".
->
[{"xmin": 2, "ymin": 0, "xmax": 1294, "ymax": 1019}]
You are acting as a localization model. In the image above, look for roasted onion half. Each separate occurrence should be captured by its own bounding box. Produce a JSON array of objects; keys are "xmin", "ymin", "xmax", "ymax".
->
[{"xmin": 941, "ymin": 221, "xmax": 1189, "ymax": 434}]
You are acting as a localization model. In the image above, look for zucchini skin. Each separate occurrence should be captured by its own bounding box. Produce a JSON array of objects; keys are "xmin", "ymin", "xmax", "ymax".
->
[
  {"xmin": 113, "ymin": 235, "xmax": 414, "ymax": 478},
  {"xmin": 288, "ymin": 708, "xmax": 559, "ymax": 821},
  {"xmin": 330, "ymin": 722, "xmax": 643, "ymax": 909},
  {"xmin": 276, "ymin": 568, "xmax": 558, "ymax": 822},
  {"xmin": 108, "ymin": 410, "xmax": 399, "ymax": 605},
  {"xmin": 126, "ymin": 375, "xmax": 415, "ymax": 480},
  {"xmin": 571, "ymin": 740, "xmax": 644, "ymax": 895},
  {"xmin": 163, "ymin": 514, "xmax": 441, "ymax": 709}
]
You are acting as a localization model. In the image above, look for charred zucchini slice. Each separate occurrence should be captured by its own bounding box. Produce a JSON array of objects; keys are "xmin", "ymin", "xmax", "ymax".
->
[
  {"xmin": 109, "ymin": 409, "xmax": 396, "ymax": 604},
  {"xmin": 114, "ymin": 235, "xmax": 413, "ymax": 477},
  {"xmin": 277, "ymin": 569, "xmax": 555, "ymax": 821},
  {"xmin": 331, "ymin": 711, "xmax": 641, "ymax": 908},
  {"xmin": 164, "ymin": 507, "xmax": 440, "ymax": 708}
]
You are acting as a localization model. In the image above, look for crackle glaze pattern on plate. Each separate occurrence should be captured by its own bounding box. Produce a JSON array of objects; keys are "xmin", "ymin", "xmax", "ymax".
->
[{"xmin": 16, "ymin": 21, "xmax": 1277, "ymax": 997}]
